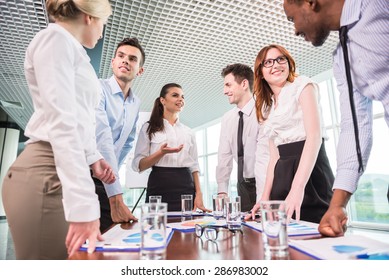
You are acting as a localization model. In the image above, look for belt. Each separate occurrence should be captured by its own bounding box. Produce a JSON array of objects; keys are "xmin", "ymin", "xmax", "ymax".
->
[{"xmin": 243, "ymin": 177, "xmax": 255, "ymax": 183}]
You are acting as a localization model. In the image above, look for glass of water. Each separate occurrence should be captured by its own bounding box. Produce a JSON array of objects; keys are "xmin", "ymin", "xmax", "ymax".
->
[
  {"xmin": 140, "ymin": 202, "xmax": 168, "ymax": 260},
  {"xmin": 260, "ymin": 200, "xmax": 289, "ymax": 259}
]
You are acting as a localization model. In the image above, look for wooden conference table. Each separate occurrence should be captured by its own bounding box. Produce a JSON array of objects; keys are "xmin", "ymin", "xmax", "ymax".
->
[{"xmin": 69, "ymin": 216, "xmax": 317, "ymax": 260}]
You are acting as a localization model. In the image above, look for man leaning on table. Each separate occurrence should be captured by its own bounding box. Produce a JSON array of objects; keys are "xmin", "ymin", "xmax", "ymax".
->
[
  {"xmin": 94, "ymin": 37, "xmax": 146, "ymax": 232},
  {"xmin": 216, "ymin": 63, "xmax": 269, "ymax": 212},
  {"xmin": 282, "ymin": 0, "xmax": 389, "ymax": 236}
]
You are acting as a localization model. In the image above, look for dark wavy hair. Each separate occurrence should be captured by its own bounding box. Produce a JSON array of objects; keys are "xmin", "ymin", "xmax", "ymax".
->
[
  {"xmin": 253, "ymin": 44, "xmax": 297, "ymax": 122},
  {"xmin": 115, "ymin": 37, "xmax": 146, "ymax": 66},
  {"xmin": 146, "ymin": 83, "xmax": 182, "ymax": 140},
  {"xmin": 221, "ymin": 63, "xmax": 253, "ymax": 92}
]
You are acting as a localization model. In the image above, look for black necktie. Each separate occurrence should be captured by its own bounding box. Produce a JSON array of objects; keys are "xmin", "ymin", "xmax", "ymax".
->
[
  {"xmin": 237, "ymin": 111, "xmax": 244, "ymax": 182},
  {"xmin": 339, "ymin": 25, "xmax": 364, "ymax": 173}
]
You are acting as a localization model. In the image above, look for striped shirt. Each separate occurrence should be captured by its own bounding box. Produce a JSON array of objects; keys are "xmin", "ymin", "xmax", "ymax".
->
[{"xmin": 332, "ymin": 0, "xmax": 389, "ymax": 193}]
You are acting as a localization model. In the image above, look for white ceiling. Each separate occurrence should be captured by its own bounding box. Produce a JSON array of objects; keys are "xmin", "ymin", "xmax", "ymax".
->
[{"xmin": 0, "ymin": 0, "xmax": 338, "ymax": 130}]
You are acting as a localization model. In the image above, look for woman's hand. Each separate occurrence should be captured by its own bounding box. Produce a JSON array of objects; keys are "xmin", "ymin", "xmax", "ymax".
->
[
  {"xmin": 66, "ymin": 219, "xmax": 103, "ymax": 257},
  {"xmin": 244, "ymin": 202, "xmax": 261, "ymax": 221},
  {"xmin": 160, "ymin": 143, "xmax": 184, "ymax": 154},
  {"xmin": 193, "ymin": 193, "xmax": 212, "ymax": 213},
  {"xmin": 284, "ymin": 187, "xmax": 304, "ymax": 223}
]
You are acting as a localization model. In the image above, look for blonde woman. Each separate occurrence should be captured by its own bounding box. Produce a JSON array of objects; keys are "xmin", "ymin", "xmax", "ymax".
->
[{"xmin": 2, "ymin": 0, "xmax": 112, "ymax": 259}]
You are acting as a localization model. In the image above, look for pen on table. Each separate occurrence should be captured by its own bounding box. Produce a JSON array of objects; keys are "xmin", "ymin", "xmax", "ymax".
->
[{"xmin": 353, "ymin": 250, "xmax": 389, "ymax": 260}]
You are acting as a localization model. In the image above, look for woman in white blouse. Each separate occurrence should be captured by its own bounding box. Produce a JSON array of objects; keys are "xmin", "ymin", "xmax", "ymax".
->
[
  {"xmin": 2, "ymin": 0, "xmax": 113, "ymax": 259},
  {"xmin": 133, "ymin": 83, "xmax": 210, "ymax": 212},
  {"xmin": 249, "ymin": 45, "xmax": 334, "ymax": 223}
]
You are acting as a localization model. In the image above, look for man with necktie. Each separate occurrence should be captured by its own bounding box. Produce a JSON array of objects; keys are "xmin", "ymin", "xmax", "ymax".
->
[
  {"xmin": 282, "ymin": 0, "xmax": 388, "ymax": 236},
  {"xmin": 216, "ymin": 63, "xmax": 269, "ymax": 212}
]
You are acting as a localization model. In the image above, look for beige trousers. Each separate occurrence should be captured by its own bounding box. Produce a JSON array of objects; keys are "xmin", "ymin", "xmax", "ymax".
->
[{"xmin": 2, "ymin": 141, "xmax": 68, "ymax": 259}]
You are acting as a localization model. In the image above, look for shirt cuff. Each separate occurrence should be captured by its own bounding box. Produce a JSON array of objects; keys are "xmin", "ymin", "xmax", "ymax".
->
[
  {"xmin": 104, "ymin": 181, "xmax": 124, "ymax": 198},
  {"xmin": 217, "ymin": 183, "xmax": 229, "ymax": 194},
  {"xmin": 62, "ymin": 199, "xmax": 100, "ymax": 222},
  {"xmin": 86, "ymin": 150, "xmax": 103, "ymax": 166},
  {"xmin": 332, "ymin": 169, "xmax": 361, "ymax": 194},
  {"xmin": 189, "ymin": 166, "xmax": 199, "ymax": 173}
]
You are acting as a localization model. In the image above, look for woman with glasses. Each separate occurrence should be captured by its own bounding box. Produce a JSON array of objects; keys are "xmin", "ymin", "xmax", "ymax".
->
[
  {"xmin": 132, "ymin": 83, "xmax": 210, "ymax": 213},
  {"xmin": 249, "ymin": 45, "xmax": 334, "ymax": 224}
]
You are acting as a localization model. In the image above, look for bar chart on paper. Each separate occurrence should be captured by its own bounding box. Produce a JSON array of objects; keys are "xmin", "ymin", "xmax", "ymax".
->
[
  {"xmin": 289, "ymin": 234, "xmax": 389, "ymax": 260},
  {"xmin": 80, "ymin": 224, "xmax": 173, "ymax": 252},
  {"xmin": 243, "ymin": 220, "xmax": 320, "ymax": 236}
]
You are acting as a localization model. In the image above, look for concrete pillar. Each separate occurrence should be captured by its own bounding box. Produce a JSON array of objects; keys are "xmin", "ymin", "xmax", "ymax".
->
[{"xmin": 0, "ymin": 125, "xmax": 20, "ymax": 217}]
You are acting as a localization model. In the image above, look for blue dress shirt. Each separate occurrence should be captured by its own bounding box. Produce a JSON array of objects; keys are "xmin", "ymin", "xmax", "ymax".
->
[{"xmin": 96, "ymin": 76, "xmax": 141, "ymax": 197}]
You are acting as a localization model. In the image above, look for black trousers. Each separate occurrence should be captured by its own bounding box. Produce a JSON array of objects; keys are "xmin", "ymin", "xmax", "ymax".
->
[
  {"xmin": 271, "ymin": 140, "xmax": 334, "ymax": 223},
  {"xmin": 147, "ymin": 166, "xmax": 195, "ymax": 211},
  {"xmin": 93, "ymin": 178, "xmax": 113, "ymax": 233},
  {"xmin": 236, "ymin": 178, "xmax": 257, "ymax": 212}
]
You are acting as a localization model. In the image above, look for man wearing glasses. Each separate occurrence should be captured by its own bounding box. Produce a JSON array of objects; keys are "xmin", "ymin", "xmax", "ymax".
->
[{"xmin": 94, "ymin": 38, "xmax": 146, "ymax": 232}]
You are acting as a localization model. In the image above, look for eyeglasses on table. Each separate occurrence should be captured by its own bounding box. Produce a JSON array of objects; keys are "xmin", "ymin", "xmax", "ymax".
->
[{"xmin": 195, "ymin": 224, "xmax": 243, "ymax": 241}]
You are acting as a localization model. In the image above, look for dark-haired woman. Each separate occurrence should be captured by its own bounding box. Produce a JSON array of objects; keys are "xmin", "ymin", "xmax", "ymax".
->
[{"xmin": 132, "ymin": 83, "xmax": 210, "ymax": 212}]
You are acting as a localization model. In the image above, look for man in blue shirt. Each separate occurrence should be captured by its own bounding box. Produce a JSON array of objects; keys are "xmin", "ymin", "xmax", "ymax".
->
[
  {"xmin": 94, "ymin": 37, "xmax": 145, "ymax": 232},
  {"xmin": 282, "ymin": 0, "xmax": 388, "ymax": 236}
]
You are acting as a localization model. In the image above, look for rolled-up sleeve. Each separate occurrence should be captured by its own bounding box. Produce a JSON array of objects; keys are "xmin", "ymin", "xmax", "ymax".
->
[{"xmin": 132, "ymin": 123, "xmax": 151, "ymax": 173}]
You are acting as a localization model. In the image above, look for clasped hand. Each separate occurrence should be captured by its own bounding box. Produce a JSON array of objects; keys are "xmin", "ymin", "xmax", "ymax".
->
[{"xmin": 91, "ymin": 159, "xmax": 116, "ymax": 184}]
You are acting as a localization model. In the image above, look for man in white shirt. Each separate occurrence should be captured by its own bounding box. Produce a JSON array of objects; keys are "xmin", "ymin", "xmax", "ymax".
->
[{"xmin": 216, "ymin": 63, "xmax": 269, "ymax": 212}]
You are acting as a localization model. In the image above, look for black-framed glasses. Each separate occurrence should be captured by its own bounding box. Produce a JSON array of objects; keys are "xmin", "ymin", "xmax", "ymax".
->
[
  {"xmin": 195, "ymin": 224, "xmax": 242, "ymax": 241},
  {"xmin": 261, "ymin": 56, "xmax": 288, "ymax": 68}
]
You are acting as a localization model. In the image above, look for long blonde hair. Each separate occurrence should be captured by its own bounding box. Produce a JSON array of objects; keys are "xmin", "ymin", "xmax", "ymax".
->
[
  {"xmin": 46, "ymin": 0, "xmax": 112, "ymax": 22},
  {"xmin": 253, "ymin": 44, "xmax": 298, "ymax": 122}
]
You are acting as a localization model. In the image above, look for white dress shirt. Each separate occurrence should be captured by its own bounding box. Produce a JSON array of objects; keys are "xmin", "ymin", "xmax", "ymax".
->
[
  {"xmin": 263, "ymin": 76, "xmax": 327, "ymax": 146},
  {"xmin": 132, "ymin": 119, "xmax": 199, "ymax": 173},
  {"xmin": 24, "ymin": 23, "xmax": 101, "ymax": 222},
  {"xmin": 333, "ymin": 0, "xmax": 389, "ymax": 194},
  {"xmin": 216, "ymin": 98, "xmax": 269, "ymax": 199}
]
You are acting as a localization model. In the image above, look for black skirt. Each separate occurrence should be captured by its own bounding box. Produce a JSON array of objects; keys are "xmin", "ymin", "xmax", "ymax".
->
[
  {"xmin": 271, "ymin": 140, "xmax": 334, "ymax": 223},
  {"xmin": 146, "ymin": 166, "xmax": 195, "ymax": 211}
]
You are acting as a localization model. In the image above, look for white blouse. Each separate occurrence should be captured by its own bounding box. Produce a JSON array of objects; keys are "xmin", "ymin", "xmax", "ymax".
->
[
  {"xmin": 263, "ymin": 75, "xmax": 327, "ymax": 147},
  {"xmin": 132, "ymin": 119, "xmax": 199, "ymax": 173},
  {"xmin": 24, "ymin": 24, "xmax": 101, "ymax": 222}
]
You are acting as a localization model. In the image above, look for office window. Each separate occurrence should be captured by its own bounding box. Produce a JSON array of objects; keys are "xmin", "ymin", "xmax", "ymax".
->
[
  {"xmin": 194, "ymin": 122, "xmax": 238, "ymax": 208},
  {"xmin": 349, "ymin": 117, "xmax": 389, "ymax": 229},
  {"xmin": 206, "ymin": 123, "xmax": 220, "ymax": 154},
  {"xmin": 320, "ymin": 78, "xmax": 389, "ymax": 230},
  {"xmin": 196, "ymin": 129, "xmax": 205, "ymax": 157}
]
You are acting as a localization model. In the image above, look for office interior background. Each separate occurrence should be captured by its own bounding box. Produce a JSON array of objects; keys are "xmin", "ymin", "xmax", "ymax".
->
[{"xmin": 0, "ymin": 0, "xmax": 388, "ymax": 259}]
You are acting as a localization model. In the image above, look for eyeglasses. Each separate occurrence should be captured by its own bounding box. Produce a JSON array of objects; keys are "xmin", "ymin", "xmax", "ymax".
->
[
  {"xmin": 261, "ymin": 56, "xmax": 288, "ymax": 68},
  {"xmin": 195, "ymin": 224, "xmax": 242, "ymax": 241}
]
